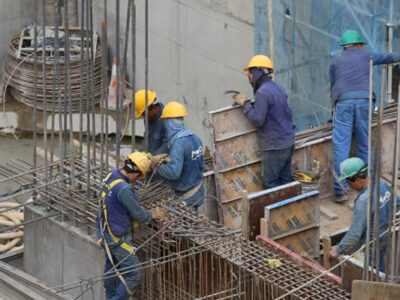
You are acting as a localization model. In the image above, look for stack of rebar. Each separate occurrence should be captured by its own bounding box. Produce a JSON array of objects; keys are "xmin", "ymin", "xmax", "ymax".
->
[{"xmin": 2, "ymin": 26, "xmax": 102, "ymax": 111}]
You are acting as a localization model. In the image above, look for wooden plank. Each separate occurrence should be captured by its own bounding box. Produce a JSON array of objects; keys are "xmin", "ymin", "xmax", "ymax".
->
[
  {"xmin": 248, "ymin": 181, "xmax": 302, "ymax": 240},
  {"xmin": 260, "ymin": 218, "xmax": 267, "ymax": 236},
  {"xmin": 351, "ymin": 280, "xmax": 400, "ymax": 300},
  {"xmin": 320, "ymin": 205, "xmax": 338, "ymax": 220},
  {"xmin": 322, "ymin": 236, "xmax": 332, "ymax": 269},
  {"xmin": 274, "ymin": 227, "xmax": 319, "ymax": 258}
]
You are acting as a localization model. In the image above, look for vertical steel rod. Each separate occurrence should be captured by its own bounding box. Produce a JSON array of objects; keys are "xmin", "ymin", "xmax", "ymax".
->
[
  {"xmin": 104, "ymin": 0, "xmax": 109, "ymax": 170},
  {"xmin": 131, "ymin": 1, "xmax": 136, "ymax": 151},
  {"xmin": 85, "ymin": 0, "xmax": 91, "ymax": 196},
  {"xmin": 363, "ymin": 57, "xmax": 373, "ymax": 280},
  {"xmin": 42, "ymin": 0, "xmax": 48, "ymax": 201},
  {"xmin": 33, "ymin": 0, "xmax": 38, "ymax": 202},
  {"xmin": 144, "ymin": 0, "xmax": 149, "ymax": 151},
  {"xmin": 79, "ymin": 0, "xmax": 85, "ymax": 159},
  {"xmin": 100, "ymin": 21, "xmax": 106, "ymax": 179},
  {"xmin": 121, "ymin": 0, "xmax": 132, "ymax": 86},
  {"xmin": 89, "ymin": 0, "xmax": 96, "ymax": 168},
  {"xmin": 115, "ymin": 0, "xmax": 121, "ymax": 165}
]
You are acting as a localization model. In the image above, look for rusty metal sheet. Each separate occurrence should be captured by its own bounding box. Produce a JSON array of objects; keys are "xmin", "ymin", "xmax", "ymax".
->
[
  {"xmin": 264, "ymin": 191, "xmax": 320, "ymax": 257},
  {"xmin": 213, "ymin": 133, "xmax": 261, "ymax": 171},
  {"xmin": 210, "ymin": 106, "xmax": 255, "ymax": 141},
  {"xmin": 216, "ymin": 163, "xmax": 263, "ymax": 203},
  {"xmin": 247, "ymin": 181, "xmax": 302, "ymax": 241}
]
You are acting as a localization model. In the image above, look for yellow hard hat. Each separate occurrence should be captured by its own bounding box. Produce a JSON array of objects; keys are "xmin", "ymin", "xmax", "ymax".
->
[
  {"xmin": 160, "ymin": 102, "xmax": 187, "ymax": 119},
  {"xmin": 134, "ymin": 89, "xmax": 157, "ymax": 119},
  {"xmin": 125, "ymin": 152, "xmax": 151, "ymax": 179},
  {"xmin": 243, "ymin": 55, "xmax": 274, "ymax": 72}
]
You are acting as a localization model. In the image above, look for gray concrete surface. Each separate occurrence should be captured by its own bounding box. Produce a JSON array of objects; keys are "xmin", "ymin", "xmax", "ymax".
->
[{"xmin": 24, "ymin": 206, "xmax": 105, "ymax": 300}]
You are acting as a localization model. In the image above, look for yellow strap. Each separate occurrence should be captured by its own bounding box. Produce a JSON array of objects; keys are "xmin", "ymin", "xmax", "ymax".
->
[{"xmin": 100, "ymin": 177, "xmax": 135, "ymax": 253}]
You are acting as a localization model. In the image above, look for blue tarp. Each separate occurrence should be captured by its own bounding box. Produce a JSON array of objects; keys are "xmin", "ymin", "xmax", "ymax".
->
[{"xmin": 254, "ymin": 0, "xmax": 400, "ymax": 131}]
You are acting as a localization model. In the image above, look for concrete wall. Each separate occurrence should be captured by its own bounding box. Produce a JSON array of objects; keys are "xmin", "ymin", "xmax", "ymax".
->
[
  {"xmin": 24, "ymin": 206, "xmax": 105, "ymax": 300},
  {"xmin": 91, "ymin": 0, "xmax": 255, "ymax": 148}
]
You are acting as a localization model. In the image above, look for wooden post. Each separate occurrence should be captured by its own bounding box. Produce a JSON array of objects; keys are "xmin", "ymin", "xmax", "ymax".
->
[
  {"xmin": 241, "ymin": 190, "xmax": 249, "ymax": 239},
  {"xmin": 322, "ymin": 235, "xmax": 332, "ymax": 269}
]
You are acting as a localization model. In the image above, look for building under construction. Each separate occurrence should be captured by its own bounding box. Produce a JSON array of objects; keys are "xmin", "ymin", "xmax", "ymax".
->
[{"xmin": 0, "ymin": 0, "xmax": 398, "ymax": 299}]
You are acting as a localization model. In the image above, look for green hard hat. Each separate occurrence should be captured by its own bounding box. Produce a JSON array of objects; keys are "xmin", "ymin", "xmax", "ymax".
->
[
  {"xmin": 338, "ymin": 157, "xmax": 368, "ymax": 181},
  {"xmin": 340, "ymin": 30, "xmax": 365, "ymax": 46}
]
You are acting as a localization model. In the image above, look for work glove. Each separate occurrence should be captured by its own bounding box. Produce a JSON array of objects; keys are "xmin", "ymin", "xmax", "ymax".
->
[
  {"xmin": 150, "ymin": 207, "xmax": 168, "ymax": 220},
  {"xmin": 149, "ymin": 153, "xmax": 171, "ymax": 168},
  {"xmin": 232, "ymin": 93, "xmax": 250, "ymax": 106}
]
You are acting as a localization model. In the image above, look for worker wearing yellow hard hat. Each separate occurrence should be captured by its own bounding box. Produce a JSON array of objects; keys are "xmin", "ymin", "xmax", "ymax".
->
[
  {"xmin": 154, "ymin": 102, "xmax": 205, "ymax": 211},
  {"xmin": 232, "ymin": 54, "xmax": 295, "ymax": 189},
  {"xmin": 330, "ymin": 30, "xmax": 400, "ymax": 203},
  {"xmin": 96, "ymin": 151, "xmax": 169, "ymax": 297},
  {"xmin": 134, "ymin": 89, "xmax": 168, "ymax": 154}
]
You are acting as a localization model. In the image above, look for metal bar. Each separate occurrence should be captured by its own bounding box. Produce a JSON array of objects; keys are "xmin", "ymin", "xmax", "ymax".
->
[
  {"xmin": 85, "ymin": 0, "xmax": 91, "ymax": 197},
  {"xmin": 363, "ymin": 56, "xmax": 373, "ymax": 280},
  {"xmin": 144, "ymin": 0, "xmax": 149, "ymax": 151},
  {"xmin": 131, "ymin": 0, "xmax": 136, "ymax": 151},
  {"xmin": 79, "ymin": 0, "xmax": 85, "ymax": 159},
  {"xmin": 33, "ymin": 0, "xmax": 38, "ymax": 202}
]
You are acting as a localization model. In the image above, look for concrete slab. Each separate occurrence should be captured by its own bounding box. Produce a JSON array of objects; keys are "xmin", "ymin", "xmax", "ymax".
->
[{"xmin": 351, "ymin": 280, "xmax": 400, "ymax": 300}]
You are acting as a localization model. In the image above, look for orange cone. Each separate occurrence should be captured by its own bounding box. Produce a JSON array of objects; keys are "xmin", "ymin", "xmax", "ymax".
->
[{"xmin": 107, "ymin": 58, "xmax": 117, "ymax": 109}]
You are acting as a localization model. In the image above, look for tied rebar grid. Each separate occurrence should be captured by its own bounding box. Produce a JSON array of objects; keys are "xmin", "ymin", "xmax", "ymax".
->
[{"xmin": 1, "ymin": 158, "xmax": 350, "ymax": 299}]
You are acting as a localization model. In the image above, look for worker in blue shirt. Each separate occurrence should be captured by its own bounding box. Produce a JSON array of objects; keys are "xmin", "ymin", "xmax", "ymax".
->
[
  {"xmin": 233, "ymin": 55, "xmax": 295, "ymax": 189},
  {"xmin": 155, "ymin": 102, "xmax": 205, "ymax": 211},
  {"xmin": 330, "ymin": 30, "xmax": 400, "ymax": 203},
  {"xmin": 135, "ymin": 89, "xmax": 168, "ymax": 154},
  {"xmin": 97, "ymin": 151, "xmax": 169, "ymax": 299},
  {"xmin": 329, "ymin": 157, "xmax": 400, "ymax": 272}
]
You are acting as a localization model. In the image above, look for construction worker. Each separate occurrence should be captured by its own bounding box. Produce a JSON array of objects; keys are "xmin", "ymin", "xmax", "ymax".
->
[
  {"xmin": 135, "ymin": 89, "xmax": 167, "ymax": 154},
  {"xmin": 330, "ymin": 29, "xmax": 400, "ymax": 203},
  {"xmin": 155, "ymin": 102, "xmax": 205, "ymax": 211},
  {"xmin": 328, "ymin": 157, "xmax": 400, "ymax": 272},
  {"xmin": 233, "ymin": 55, "xmax": 295, "ymax": 189},
  {"xmin": 97, "ymin": 151, "xmax": 169, "ymax": 299}
]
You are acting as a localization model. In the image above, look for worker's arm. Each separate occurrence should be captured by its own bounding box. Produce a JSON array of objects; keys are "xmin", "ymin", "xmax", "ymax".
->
[
  {"xmin": 335, "ymin": 197, "xmax": 368, "ymax": 255},
  {"xmin": 118, "ymin": 187, "xmax": 151, "ymax": 224},
  {"xmin": 243, "ymin": 91, "xmax": 269, "ymax": 127},
  {"xmin": 156, "ymin": 142, "xmax": 184, "ymax": 180},
  {"xmin": 371, "ymin": 51, "xmax": 400, "ymax": 65}
]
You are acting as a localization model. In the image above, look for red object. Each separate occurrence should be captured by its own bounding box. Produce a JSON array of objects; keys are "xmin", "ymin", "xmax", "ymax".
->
[{"xmin": 257, "ymin": 235, "xmax": 342, "ymax": 286}]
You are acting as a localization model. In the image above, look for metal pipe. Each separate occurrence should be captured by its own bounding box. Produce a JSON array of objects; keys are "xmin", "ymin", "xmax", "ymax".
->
[
  {"xmin": 79, "ymin": 0, "xmax": 85, "ymax": 159},
  {"xmin": 115, "ymin": 0, "xmax": 121, "ymax": 164},
  {"xmin": 41, "ymin": 0, "xmax": 49, "ymax": 200},
  {"xmin": 131, "ymin": 0, "xmax": 136, "ymax": 151},
  {"xmin": 386, "ymin": 83, "xmax": 400, "ymax": 282},
  {"xmin": 33, "ymin": 0, "xmax": 38, "ymax": 202},
  {"xmin": 64, "ymin": 0, "xmax": 76, "ymax": 187},
  {"xmin": 144, "ymin": 0, "xmax": 149, "ymax": 151},
  {"xmin": 363, "ymin": 56, "xmax": 373, "ymax": 280},
  {"xmin": 85, "ymin": 0, "xmax": 91, "ymax": 197}
]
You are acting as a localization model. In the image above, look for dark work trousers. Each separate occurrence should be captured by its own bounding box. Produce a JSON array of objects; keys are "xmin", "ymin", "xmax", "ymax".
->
[{"xmin": 261, "ymin": 144, "xmax": 294, "ymax": 189}]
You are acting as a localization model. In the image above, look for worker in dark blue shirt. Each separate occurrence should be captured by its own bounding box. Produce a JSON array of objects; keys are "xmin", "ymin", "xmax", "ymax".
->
[
  {"xmin": 233, "ymin": 55, "xmax": 295, "ymax": 189},
  {"xmin": 330, "ymin": 30, "xmax": 400, "ymax": 203},
  {"xmin": 97, "ymin": 151, "xmax": 169, "ymax": 299},
  {"xmin": 155, "ymin": 102, "xmax": 205, "ymax": 211},
  {"xmin": 135, "ymin": 89, "xmax": 168, "ymax": 154}
]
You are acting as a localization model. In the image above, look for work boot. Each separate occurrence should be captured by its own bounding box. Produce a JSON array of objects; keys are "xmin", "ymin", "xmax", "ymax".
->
[{"xmin": 333, "ymin": 194, "xmax": 348, "ymax": 203}]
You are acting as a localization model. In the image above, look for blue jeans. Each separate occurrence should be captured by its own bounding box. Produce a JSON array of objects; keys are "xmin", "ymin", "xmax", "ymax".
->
[
  {"xmin": 332, "ymin": 99, "xmax": 373, "ymax": 195},
  {"xmin": 261, "ymin": 145, "xmax": 294, "ymax": 189},
  {"xmin": 103, "ymin": 236, "xmax": 142, "ymax": 300}
]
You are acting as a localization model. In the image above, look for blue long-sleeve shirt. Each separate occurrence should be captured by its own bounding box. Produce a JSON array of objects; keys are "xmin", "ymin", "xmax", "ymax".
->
[
  {"xmin": 335, "ymin": 180, "xmax": 400, "ymax": 255},
  {"xmin": 243, "ymin": 78, "xmax": 295, "ymax": 151},
  {"xmin": 156, "ymin": 134, "xmax": 204, "ymax": 192},
  {"xmin": 148, "ymin": 103, "xmax": 168, "ymax": 155},
  {"xmin": 330, "ymin": 48, "xmax": 400, "ymax": 103}
]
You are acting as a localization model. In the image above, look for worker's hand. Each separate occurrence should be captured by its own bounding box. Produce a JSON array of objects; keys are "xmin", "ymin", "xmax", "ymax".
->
[
  {"xmin": 149, "ymin": 154, "xmax": 170, "ymax": 168},
  {"xmin": 150, "ymin": 207, "xmax": 168, "ymax": 220},
  {"xmin": 329, "ymin": 248, "xmax": 339, "ymax": 260},
  {"xmin": 232, "ymin": 93, "xmax": 250, "ymax": 106}
]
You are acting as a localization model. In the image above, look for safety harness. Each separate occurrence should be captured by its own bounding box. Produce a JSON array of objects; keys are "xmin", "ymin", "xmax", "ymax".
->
[
  {"xmin": 97, "ymin": 171, "xmax": 136, "ymax": 297},
  {"xmin": 97, "ymin": 171, "xmax": 135, "ymax": 253}
]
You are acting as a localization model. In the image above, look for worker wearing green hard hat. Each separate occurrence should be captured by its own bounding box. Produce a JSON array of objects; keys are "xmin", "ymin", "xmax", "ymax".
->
[
  {"xmin": 329, "ymin": 157, "xmax": 400, "ymax": 273},
  {"xmin": 329, "ymin": 30, "xmax": 400, "ymax": 203}
]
